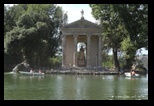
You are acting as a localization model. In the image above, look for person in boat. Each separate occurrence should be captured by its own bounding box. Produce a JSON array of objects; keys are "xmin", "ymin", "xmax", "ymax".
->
[
  {"xmin": 131, "ymin": 64, "xmax": 136, "ymax": 76},
  {"xmin": 131, "ymin": 70, "xmax": 136, "ymax": 76},
  {"xmin": 39, "ymin": 70, "xmax": 42, "ymax": 73}
]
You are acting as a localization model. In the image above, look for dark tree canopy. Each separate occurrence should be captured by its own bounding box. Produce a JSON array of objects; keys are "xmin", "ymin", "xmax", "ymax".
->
[{"xmin": 4, "ymin": 4, "xmax": 63, "ymax": 70}]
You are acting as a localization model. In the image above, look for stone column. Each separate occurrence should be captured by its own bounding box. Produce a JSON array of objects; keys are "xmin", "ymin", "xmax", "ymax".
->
[
  {"xmin": 86, "ymin": 34, "xmax": 91, "ymax": 68},
  {"xmin": 98, "ymin": 35, "xmax": 102, "ymax": 68},
  {"xmin": 73, "ymin": 34, "xmax": 78, "ymax": 67},
  {"xmin": 62, "ymin": 34, "xmax": 66, "ymax": 67}
]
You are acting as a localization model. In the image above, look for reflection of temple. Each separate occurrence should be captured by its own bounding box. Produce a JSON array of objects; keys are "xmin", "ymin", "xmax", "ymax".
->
[
  {"xmin": 61, "ymin": 11, "xmax": 103, "ymax": 68},
  {"xmin": 78, "ymin": 46, "xmax": 85, "ymax": 67}
]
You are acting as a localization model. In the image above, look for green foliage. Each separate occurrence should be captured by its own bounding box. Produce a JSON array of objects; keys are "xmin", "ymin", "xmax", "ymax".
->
[
  {"xmin": 16, "ymin": 13, "xmax": 34, "ymax": 28},
  {"xmin": 50, "ymin": 56, "xmax": 61, "ymax": 68},
  {"xmin": 90, "ymin": 4, "xmax": 148, "ymax": 70},
  {"xmin": 121, "ymin": 37, "xmax": 133, "ymax": 51},
  {"xmin": 102, "ymin": 61, "xmax": 114, "ymax": 68},
  {"xmin": 120, "ymin": 37, "xmax": 137, "ymax": 59},
  {"xmin": 102, "ymin": 54, "xmax": 114, "ymax": 68},
  {"xmin": 4, "ymin": 4, "xmax": 27, "ymax": 35},
  {"xmin": 4, "ymin": 4, "xmax": 63, "ymax": 71},
  {"xmin": 113, "ymin": 4, "xmax": 148, "ymax": 68},
  {"xmin": 113, "ymin": 4, "xmax": 148, "ymax": 48}
]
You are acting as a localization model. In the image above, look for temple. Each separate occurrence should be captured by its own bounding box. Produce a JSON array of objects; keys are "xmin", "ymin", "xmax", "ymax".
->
[{"xmin": 61, "ymin": 10, "xmax": 103, "ymax": 69}]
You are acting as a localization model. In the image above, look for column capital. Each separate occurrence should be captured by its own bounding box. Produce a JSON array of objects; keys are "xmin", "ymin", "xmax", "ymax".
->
[
  {"xmin": 86, "ymin": 34, "xmax": 92, "ymax": 38},
  {"xmin": 98, "ymin": 35, "xmax": 102, "ymax": 38},
  {"xmin": 73, "ymin": 34, "xmax": 78, "ymax": 38}
]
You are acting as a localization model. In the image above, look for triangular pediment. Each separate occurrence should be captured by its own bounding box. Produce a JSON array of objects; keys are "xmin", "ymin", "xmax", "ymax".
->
[{"xmin": 62, "ymin": 18, "xmax": 102, "ymax": 29}]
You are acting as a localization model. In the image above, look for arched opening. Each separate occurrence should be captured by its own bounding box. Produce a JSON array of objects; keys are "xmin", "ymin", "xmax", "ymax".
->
[{"xmin": 77, "ymin": 42, "xmax": 86, "ymax": 67}]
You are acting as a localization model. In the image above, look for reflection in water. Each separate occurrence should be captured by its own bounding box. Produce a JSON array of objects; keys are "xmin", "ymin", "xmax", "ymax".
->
[
  {"xmin": 4, "ymin": 73, "xmax": 148, "ymax": 100},
  {"xmin": 11, "ymin": 74, "xmax": 44, "ymax": 81}
]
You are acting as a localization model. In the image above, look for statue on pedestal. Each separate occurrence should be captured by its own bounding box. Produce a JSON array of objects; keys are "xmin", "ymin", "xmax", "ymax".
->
[
  {"xmin": 79, "ymin": 46, "xmax": 85, "ymax": 60},
  {"xmin": 81, "ymin": 9, "xmax": 84, "ymax": 19},
  {"xmin": 63, "ymin": 12, "xmax": 68, "ymax": 25},
  {"xmin": 78, "ymin": 46, "xmax": 85, "ymax": 67}
]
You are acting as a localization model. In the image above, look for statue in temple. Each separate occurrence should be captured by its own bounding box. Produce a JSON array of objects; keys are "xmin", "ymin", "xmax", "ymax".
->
[
  {"xmin": 78, "ymin": 46, "xmax": 85, "ymax": 67},
  {"xmin": 78, "ymin": 46, "xmax": 85, "ymax": 60}
]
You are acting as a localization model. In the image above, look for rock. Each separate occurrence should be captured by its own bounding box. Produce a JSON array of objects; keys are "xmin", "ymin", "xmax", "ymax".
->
[{"xmin": 135, "ymin": 65, "xmax": 148, "ymax": 74}]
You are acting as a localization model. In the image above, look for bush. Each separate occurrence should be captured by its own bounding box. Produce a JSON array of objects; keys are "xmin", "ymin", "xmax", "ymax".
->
[
  {"xmin": 102, "ymin": 61, "xmax": 114, "ymax": 68},
  {"xmin": 50, "ymin": 56, "xmax": 61, "ymax": 68}
]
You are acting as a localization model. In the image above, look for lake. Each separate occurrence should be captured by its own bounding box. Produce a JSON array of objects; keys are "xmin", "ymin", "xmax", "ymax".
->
[{"xmin": 4, "ymin": 73, "xmax": 148, "ymax": 100}]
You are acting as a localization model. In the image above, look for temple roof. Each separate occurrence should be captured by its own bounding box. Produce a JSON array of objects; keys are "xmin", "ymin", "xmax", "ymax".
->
[{"xmin": 62, "ymin": 18, "xmax": 102, "ymax": 29}]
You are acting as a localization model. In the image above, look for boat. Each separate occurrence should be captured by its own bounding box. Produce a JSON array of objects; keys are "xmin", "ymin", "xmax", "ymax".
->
[
  {"xmin": 124, "ymin": 72, "xmax": 140, "ymax": 77},
  {"xmin": 10, "ymin": 71, "xmax": 44, "ymax": 76}
]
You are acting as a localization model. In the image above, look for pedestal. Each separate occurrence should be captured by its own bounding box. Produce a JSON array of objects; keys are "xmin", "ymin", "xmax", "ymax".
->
[{"xmin": 77, "ymin": 59, "xmax": 85, "ymax": 67}]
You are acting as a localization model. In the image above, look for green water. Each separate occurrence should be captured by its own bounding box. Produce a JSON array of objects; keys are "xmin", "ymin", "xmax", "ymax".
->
[{"xmin": 4, "ymin": 73, "xmax": 148, "ymax": 100}]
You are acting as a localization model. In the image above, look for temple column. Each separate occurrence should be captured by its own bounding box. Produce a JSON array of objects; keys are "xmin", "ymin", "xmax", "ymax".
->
[
  {"xmin": 62, "ymin": 34, "xmax": 66, "ymax": 67},
  {"xmin": 98, "ymin": 35, "xmax": 102, "ymax": 68},
  {"xmin": 73, "ymin": 34, "xmax": 78, "ymax": 67},
  {"xmin": 86, "ymin": 34, "xmax": 91, "ymax": 68}
]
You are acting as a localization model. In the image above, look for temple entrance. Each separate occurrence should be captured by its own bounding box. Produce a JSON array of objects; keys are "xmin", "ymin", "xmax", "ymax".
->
[{"xmin": 77, "ymin": 42, "xmax": 86, "ymax": 67}]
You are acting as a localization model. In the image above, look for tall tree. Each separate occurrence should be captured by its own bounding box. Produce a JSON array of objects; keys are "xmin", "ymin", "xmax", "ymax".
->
[
  {"xmin": 113, "ymin": 4, "xmax": 148, "ymax": 69},
  {"xmin": 90, "ymin": 4, "xmax": 126, "ymax": 72}
]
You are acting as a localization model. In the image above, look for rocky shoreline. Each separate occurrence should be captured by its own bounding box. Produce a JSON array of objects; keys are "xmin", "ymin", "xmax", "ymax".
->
[
  {"xmin": 45, "ymin": 70, "xmax": 119, "ymax": 75},
  {"xmin": 44, "ymin": 67, "xmax": 120, "ymax": 75}
]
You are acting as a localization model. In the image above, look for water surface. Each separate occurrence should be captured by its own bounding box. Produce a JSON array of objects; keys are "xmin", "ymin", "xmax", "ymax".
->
[{"xmin": 4, "ymin": 73, "xmax": 148, "ymax": 100}]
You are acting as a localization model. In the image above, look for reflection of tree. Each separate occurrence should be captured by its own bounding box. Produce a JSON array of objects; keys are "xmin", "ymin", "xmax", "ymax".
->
[{"xmin": 112, "ymin": 76, "xmax": 119, "ymax": 99}]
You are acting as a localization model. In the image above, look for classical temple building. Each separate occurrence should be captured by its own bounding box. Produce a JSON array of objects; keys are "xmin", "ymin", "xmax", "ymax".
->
[{"xmin": 61, "ymin": 10, "xmax": 103, "ymax": 68}]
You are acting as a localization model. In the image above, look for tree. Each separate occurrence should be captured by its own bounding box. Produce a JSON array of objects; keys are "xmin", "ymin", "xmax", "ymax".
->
[
  {"xmin": 113, "ymin": 4, "xmax": 148, "ymax": 69},
  {"xmin": 4, "ymin": 4, "xmax": 27, "ymax": 35},
  {"xmin": 90, "ymin": 4, "xmax": 148, "ymax": 70},
  {"xmin": 4, "ymin": 4, "xmax": 63, "ymax": 71}
]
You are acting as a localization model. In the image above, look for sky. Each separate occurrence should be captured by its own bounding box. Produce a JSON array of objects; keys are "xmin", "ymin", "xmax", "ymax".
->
[
  {"xmin": 57, "ymin": 4, "xmax": 96, "ymax": 23},
  {"xmin": 4, "ymin": 4, "xmax": 148, "ymax": 55}
]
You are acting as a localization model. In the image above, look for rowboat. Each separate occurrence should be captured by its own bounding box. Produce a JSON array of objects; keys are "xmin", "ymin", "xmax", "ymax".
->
[
  {"xmin": 10, "ymin": 71, "xmax": 44, "ymax": 76},
  {"xmin": 124, "ymin": 72, "xmax": 139, "ymax": 77}
]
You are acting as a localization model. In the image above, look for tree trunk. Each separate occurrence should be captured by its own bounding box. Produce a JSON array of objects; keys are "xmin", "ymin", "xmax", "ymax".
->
[
  {"xmin": 37, "ymin": 55, "xmax": 40, "ymax": 69},
  {"xmin": 125, "ymin": 58, "xmax": 132, "ymax": 70},
  {"xmin": 112, "ymin": 48, "xmax": 120, "ymax": 72},
  {"xmin": 124, "ymin": 49, "xmax": 136, "ymax": 70}
]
